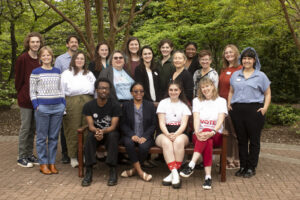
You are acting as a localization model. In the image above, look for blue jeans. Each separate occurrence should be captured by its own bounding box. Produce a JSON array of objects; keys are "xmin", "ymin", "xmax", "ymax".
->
[{"xmin": 35, "ymin": 103, "xmax": 65, "ymax": 164}]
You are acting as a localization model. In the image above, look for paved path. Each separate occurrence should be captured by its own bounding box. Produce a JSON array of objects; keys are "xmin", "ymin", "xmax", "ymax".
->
[{"xmin": 0, "ymin": 136, "xmax": 299, "ymax": 200}]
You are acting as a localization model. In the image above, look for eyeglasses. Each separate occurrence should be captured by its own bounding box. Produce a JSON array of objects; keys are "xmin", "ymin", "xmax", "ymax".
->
[
  {"xmin": 132, "ymin": 90, "xmax": 144, "ymax": 94},
  {"xmin": 113, "ymin": 56, "xmax": 124, "ymax": 60},
  {"xmin": 97, "ymin": 87, "xmax": 109, "ymax": 91}
]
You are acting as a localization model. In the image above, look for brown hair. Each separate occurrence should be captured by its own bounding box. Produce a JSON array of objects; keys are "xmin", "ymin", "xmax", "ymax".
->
[
  {"xmin": 69, "ymin": 51, "xmax": 88, "ymax": 75},
  {"xmin": 166, "ymin": 80, "xmax": 189, "ymax": 106},
  {"xmin": 24, "ymin": 32, "xmax": 44, "ymax": 51},
  {"xmin": 94, "ymin": 41, "xmax": 110, "ymax": 72},
  {"xmin": 197, "ymin": 77, "xmax": 219, "ymax": 101},
  {"xmin": 198, "ymin": 50, "xmax": 212, "ymax": 59},
  {"xmin": 222, "ymin": 44, "xmax": 240, "ymax": 68},
  {"xmin": 158, "ymin": 39, "xmax": 174, "ymax": 49},
  {"xmin": 38, "ymin": 46, "xmax": 54, "ymax": 65},
  {"xmin": 125, "ymin": 37, "xmax": 141, "ymax": 75}
]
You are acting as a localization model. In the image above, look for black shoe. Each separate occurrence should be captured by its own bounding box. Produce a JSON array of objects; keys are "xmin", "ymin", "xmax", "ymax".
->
[
  {"xmin": 202, "ymin": 178, "xmax": 212, "ymax": 190},
  {"xmin": 243, "ymin": 168, "xmax": 256, "ymax": 178},
  {"xmin": 61, "ymin": 153, "xmax": 70, "ymax": 164},
  {"xmin": 235, "ymin": 167, "xmax": 247, "ymax": 177},
  {"xmin": 107, "ymin": 167, "xmax": 117, "ymax": 186},
  {"xmin": 82, "ymin": 167, "xmax": 93, "ymax": 187},
  {"xmin": 27, "ymin": 155, "xmax": 39, "ymax": 165},
  {"xmin": 179, "ymin": 165, "xmax": 194, "ymax": 178}
]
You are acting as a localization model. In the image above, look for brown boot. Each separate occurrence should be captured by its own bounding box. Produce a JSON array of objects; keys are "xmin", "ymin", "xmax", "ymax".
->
[
  {"xmin": 49, "ymin": 164, "xmax": 59, "ymax": 174},
  {"xmin": 40, "ymin": 164, "xmax": 52, "ymax": 175}
]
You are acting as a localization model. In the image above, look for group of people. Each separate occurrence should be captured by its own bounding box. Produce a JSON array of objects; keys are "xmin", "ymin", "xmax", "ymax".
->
[{"xmin": 14, "ymin": 32, "xmax": 271, "ymax": 190}]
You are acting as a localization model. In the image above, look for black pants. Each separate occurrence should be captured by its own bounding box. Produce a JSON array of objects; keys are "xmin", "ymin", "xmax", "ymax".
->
[
  {"xmin": 60, "ymin": 125, "xmax": 68, "ymax": 154},
  {"xmin": 84, "ymin": 130, "xmax": 119, "ymax": 167},
  {"xmin": 230, "ymin": 103, "xmax": 265, "ymax": 170},
  {"xmin": 122, "ymin": 137, "xmax": 154, "ymax": 164}
]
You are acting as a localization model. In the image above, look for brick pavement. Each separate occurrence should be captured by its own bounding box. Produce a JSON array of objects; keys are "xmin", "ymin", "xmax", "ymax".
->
[{"xmin": 0, "ymin": 136, "xmax": 299, "ymax": 200}]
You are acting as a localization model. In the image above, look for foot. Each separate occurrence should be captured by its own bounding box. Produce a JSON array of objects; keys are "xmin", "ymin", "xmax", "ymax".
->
[
  {"xmin": 162, "ymin": 173, "xmax": 172, "ymax": 186},
  {"xmin": 107, "ymin": 167, "xmax": 117, "ymax": 186},
  {"xmin": 202, "ymin": 178, "xmax": 212, "ymax": 190},
  {"xmin": 27, "ymin": 155, "xmax": 39, "ymax": 165},
  {"xmin": 172, "ymin": 170, "xmax": 181, "ymax": 189},
  {"xmin": 140, "ymin": 172, "xmax": 152, "ymax": 182},
  {"xmin": 61, "ymin": 153, "xmax": 70, "ymax": 164},
  {"xmin": 243, "ymin": 168, "xmax": 256, "ymax": 178},
  {"xmin": 17, "ymin": 158, "xmax": 34, "ymax": 168},
  {"xmin": 180, "ymin": 165, "xmax": 194, "ymax": 178},
  {"xmin": 49, "ymin": 164, "xmax": 59, "ymax": 174},
  {"xmin": 40, "ymin": 164, "xmax": 52, "ymax": 175},
  {"xmin": 235, "ymin": 167, "xmax": 247, "ymax": 177},
  {"xmin": 226, "ymin": 162, "xmax": 238, "ymax": 170},
  {"xmin": 121, "ymin": 168, "xmax": 136, "ymax": 178},
  {"xmin": 82, "ymin": 167, "xmax": 93, "ymax": 187},
  {"xmin": 70, "ymin": 158, "xmax": 79, "ymax": 168}
]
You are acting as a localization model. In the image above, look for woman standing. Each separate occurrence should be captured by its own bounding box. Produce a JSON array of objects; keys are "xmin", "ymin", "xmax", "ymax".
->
[
  {"xmin": 30, "ymin": 46, "xmax": 65, "ymax": 175},
  {"xmin": 193, "ymin": 50, "xmax": 218, "ymax": 96},
  {"xmin": 134, "ymin": 46, "xmax": 160, "ymax": 104},
  {"xmin": 171, "ymin": 51, "xmax": 194, "ymax": 102},
  {"xmin": 184, "ymin": 42, "xmax": 200, "ymax": 76},
  {"xmin": 88, "ymin": 42, "xmax": 110, "ymax": 79},
  {"xmin": 155, "ymin": 80, "xmax": 191, "ymax": 189},
  {"xmin": 125, "ymin": 37, "xmax": 141, "ymax": 77},
  {"xmin": 157, "ymin": 39, "xmax": 175, "ymax": 99},
  {"xmin": 219, "ymin": 44, "xmax": 242, "ymax": 169},
  {"xmin": 228, "ymin": 47, "xmax": 271, "ymax": 178},
  {"xmin": 180, "ymin": 77, "xmax": 227, "ymax": 190},
  {"xmin": 120, "ymin": 83, "xmax": 157, "ymax": 182},
  {"xmin": 61, "ymin": 52, "xmax": 95, "ymax": 168}
]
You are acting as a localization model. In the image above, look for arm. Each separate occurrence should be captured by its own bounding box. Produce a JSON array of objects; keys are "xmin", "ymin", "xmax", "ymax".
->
[
  {"xmin": 14, "ymin": 57, "xmax": 24, "ymax": 92},
  {"xmin": 120, "ymin": 104, "xmax": 135, "ymax": 138},
  {"xmin": 142, "ymin": 104, "xmax": 157, "ymax": 141},
  {"xmin": 174, "ymin": 115, "xmax": 189, "ymax": 136},
  {"xmin": 29, "ymin": 73, "xmax": 38, "ymax": 109},
  {"xmin": 158, "ymin": 113, "xmax": 170, "ymax": 136},
  {"xmin": 102, "ymin": 117, "xmax": 119, "ymax": 134},
  {"xmin": 199, "ymin": 113, "xmax": 225, "ymax": 141},
  {"xmin": 227, "ymin": 86, "xmax": 234, "ymax": 110},
  {"xmin": 257, "ymin": 86, "xmax": 271, "ymax": 115}
]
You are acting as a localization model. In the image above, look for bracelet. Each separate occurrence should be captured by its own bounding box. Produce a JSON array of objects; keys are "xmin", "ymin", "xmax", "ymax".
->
[{"xmin": 212, "ymin": 130, "xmax": 217, "ymax": 135}]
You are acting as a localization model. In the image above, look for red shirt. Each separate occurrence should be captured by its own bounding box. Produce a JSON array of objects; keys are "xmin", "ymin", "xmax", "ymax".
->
[
  {"xmin": 218, "ymin": 65, "xmax": 243, "ymax": 100},
  {"xmin": 14, "ymin": 52, "xmax": 40, "ymax": 109}
]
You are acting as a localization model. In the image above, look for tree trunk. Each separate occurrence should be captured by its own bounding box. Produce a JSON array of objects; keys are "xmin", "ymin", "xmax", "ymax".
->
[
  {"xmin": 8, "ymin": 21, "xmax": 17, "ymax": 81},
  {"xmin": 95, "ymin": 0, "xmax": 104, "ymax": 43}
]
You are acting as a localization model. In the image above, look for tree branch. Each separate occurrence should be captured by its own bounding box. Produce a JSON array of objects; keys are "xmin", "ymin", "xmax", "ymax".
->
[
  {"xmin": 83, "ymin": 0, "xmax": 95, "ymax": 59},
  {"xmin": 39, "ymin": 19, "xmax": 65, "ymax": 34}
]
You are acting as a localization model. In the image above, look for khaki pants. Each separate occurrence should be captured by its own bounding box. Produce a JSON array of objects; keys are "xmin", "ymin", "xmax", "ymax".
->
[{"xmin": 63, "ymin": 95, "xmax": 93, "ymax": 158}]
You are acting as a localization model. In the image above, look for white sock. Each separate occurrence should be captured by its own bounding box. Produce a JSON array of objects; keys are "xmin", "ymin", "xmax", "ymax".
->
[
  {"xmin": 205, "ymin": 175, "xmax": 211, "ymax": 180},
  {"xmin": 188, "ymin": 161, "xmax": 196, "ymax": 169}
]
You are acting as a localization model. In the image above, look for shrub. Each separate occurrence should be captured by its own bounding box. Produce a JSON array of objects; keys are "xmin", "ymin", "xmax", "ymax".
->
[
  {"xmin": 266, "ymin": 104, "xmax": 300, "ymax": 126},
  {"xmin": 0, "ymin": 81, "xmax": 16, "ymax": 108}
]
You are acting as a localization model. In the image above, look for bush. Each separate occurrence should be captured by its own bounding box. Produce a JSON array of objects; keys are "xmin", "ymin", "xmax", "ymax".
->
[
  {"xmin": 266, "ymin": 104, "xmax": 300, "ymax": 126},
  {"xmin": 0, "ymin": 81, "xmax": 16, "ymax": 108}
]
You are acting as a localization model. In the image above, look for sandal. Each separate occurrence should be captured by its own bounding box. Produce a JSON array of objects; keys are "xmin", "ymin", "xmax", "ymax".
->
[
  {"xmin": 121, "ymin": 168, "xmax": 136, "ymax": 178},
  {"xmin": 226, "ymin": 163, "xmax": 236, "ymax": 169},
  {"xmin": 233, "ymin": 161, "xmax": 240, "ymax": 168},
  {"xmin": 141, "ymin": 172, "xmax": 152, "ymax": 182}
]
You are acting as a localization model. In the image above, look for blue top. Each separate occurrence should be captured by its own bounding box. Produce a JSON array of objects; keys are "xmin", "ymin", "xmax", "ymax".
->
[
  {"xmin": 54, "ymin": 52, "xmax": 72, "ymax": 73},
  {"xmin": 113, "ymin": 67, "xmax": 134, "ymax": 100},
  {"xmin": 230, "ymin": 69, "xmax": 270, "ymax": 104}
]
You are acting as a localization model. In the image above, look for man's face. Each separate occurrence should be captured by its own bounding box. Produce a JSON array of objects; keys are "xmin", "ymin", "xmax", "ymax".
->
[
  {"xmin": 96, "ymin": 82, "xmax": 110, "ymax": 100},
  {"xmin": 66, "ymin": 37, "xmax": 79, "ymax": 52},
  {"xmin": 29, "ymin": 36, "xmax": 41, "ymax": 53}
]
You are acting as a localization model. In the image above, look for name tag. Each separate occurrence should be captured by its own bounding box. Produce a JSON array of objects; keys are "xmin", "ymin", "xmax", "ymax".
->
[
  {"xmin": 226, "ymin": 71, "xmax": 231, "ymax": 75},
  {"xmin": 236, "ymin": 78, "xmax": 241, "ymax": 82}
]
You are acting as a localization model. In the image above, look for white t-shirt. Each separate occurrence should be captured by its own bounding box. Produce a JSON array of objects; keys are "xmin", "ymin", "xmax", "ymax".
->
[
  {"xmin": 157, "ymin": 98, "xmax": 191, "ymax": 125},
  {"xmin": 192, "ymin": 97, "xmax": 227, "ymax": 133}
]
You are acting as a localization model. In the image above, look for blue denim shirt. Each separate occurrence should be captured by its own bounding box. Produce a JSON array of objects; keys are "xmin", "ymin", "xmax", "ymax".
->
[
  {"xmin": 230, "ymin": 69, "xmax": 270, "ymax": 104},
  {"xmin": 54, "ymin": 52, "xmax": 72, "ymax": 73}
]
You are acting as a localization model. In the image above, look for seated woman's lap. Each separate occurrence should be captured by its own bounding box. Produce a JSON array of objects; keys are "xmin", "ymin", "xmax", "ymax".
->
[{"xmin": 155, "ymin": 134, "xmax": 189, "ymax": 148}]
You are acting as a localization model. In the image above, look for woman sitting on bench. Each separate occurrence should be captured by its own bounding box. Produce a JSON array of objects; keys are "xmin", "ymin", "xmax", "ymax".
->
[
  {"xmin": 120, "ymin": 82, "xmax": 157, "ymax": 182},
  {"xmin": 180, "ymin": 77, "xmax": 227, "ymax": 190},
  {"xmin": 155, "ymin": 80, "xmax": 191, "ymax": 189}
]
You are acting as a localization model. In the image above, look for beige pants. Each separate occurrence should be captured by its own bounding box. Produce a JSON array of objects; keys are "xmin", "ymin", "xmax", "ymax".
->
[
  {"xmin": 225, "ymin": 115, "xmax": 239, "ymax": 163},
  {"xmin": 63, "ymin": 95, "xmax": 93, "ymax": 158}
]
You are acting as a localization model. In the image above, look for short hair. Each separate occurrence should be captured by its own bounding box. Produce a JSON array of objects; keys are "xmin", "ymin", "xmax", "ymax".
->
[
  {"xmin": 108, "ymin": 50, "xmax": 127, "ymax": 66},
  {"xmin": 38, "ymin": 46, "xmax": 54, "ymax": 65},
  {"xmin": 94, "ymin": 41, "xmax": 110, "ymax": 71},
  {"xmin": 23, "ymin": 32, "xmax": 44, "ymax": 51},
  {"xmin": 197, "ymin": 77, "xmax": 219, "ymax": 101},
  {"xmin": 173, "ymin": 50, "xmax": 187, "ymax": 61},
  {"xmin": 158, "ymin": 39, "xmax": 174, "ymax": 49},
  {"xmin": 94, "ymin": 77, "xmax": 112, "ymax": 90},
  {"xmin": 222, "ymin": 44, "xmax": 240, "ymax": 68},
  {"xmin": 198, "ymin": 50, "xmax": 212, "ymax": 59},
  {"xmin": 130, "ymin": 82, "xmax": 144, "ymax": 92},
  {"xmin": 240, "ymin": 48, "xmax": 257, "ymax": 69},
  {"xmin": 69, "ymin": 51, "xmax": 88, "ymax": 75},
  {"xmin": 184, "ymin": 42, "xmax": 198, "ymax": 50},
  {"xmin": 66, "ymin": 35, "xmax": 80, "ymax": 44}
]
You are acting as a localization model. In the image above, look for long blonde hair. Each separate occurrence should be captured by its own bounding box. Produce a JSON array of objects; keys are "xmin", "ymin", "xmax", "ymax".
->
[
  {"xmin": 222, "ymin": 44, "xmax": 240, "ymax": 68},
  {"xmin": 197, "ymin": 77, "xmax": 219, "ymax": 101}
]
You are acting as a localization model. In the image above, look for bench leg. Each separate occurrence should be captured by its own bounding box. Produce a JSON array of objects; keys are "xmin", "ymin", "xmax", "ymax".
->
[
  {"xmin": 220, "ymin": 136, "xmax": 227, "ymax": 182},
  {"xmin": 78, "ymin": 132, "xmax": 84, "ymax": 178}
]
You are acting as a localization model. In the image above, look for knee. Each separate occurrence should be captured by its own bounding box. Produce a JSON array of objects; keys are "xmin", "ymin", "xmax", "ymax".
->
[
  {"xmin": 123, "ymin": 137, "xmax": 135, "ymax": 148},
  {"xmin": 106, "ymin": 131, "xmax": 119, "ymax": 140}
]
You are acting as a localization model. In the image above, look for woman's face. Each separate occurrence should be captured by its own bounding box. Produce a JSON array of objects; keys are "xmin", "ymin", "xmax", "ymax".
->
[
  {"xmin": 199, "ymin": 55, "xmax": 212, "ymax": 69},
  {"xmin": 40, "ymin": 50, "xmax": 52, "ymax": 65},
  {"xmin": 128, "ymin": 40, "xmax": 140, "ymax": 55},
  {"xmin": 224, "ymin": 47, "xmax": 236, "ymax": 63},
  {"xmin": 173, "ymin": 52, "xmax": 186, "ymax": 69},
  {"xmin": 142, "ymin": 48, "xmax": 153, "ymax": 64},
  {"xmin": 98, "ymin": 44, "xmax": 109, "ymax": 59},
  {"xmin": 185, "ymin": 44, "xmax": 197, "ymax": 59},
  {"xmin": 75, "ymin": 53, "xmax": 85, "ymax": 70},
  {"xmin": 168, "ymin": 84, "xmax": 181, "ymax": 100},
  {"xmin": 111, "ymin": 52, "xmax": 125, "ymax": 69},
  {"xmin": 242, "ymin": 56, "xmax": 255, "ymax": 69},
  {"xmin": 131, "ymin": 84, "xmax": 144, "ymax": 101},
  {"xmin": 160, "ymin": 43, "xmax": 173, "ymax": 57},
  {"xmin": 200, "ymin": 83, "xmax": 214, "ymax": 100}
]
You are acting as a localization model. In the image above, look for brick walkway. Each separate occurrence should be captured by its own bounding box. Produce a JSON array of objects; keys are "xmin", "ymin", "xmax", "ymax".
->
[{"xmin": 0, "ymin": 136, "xmax": 299, "ymax": 200}]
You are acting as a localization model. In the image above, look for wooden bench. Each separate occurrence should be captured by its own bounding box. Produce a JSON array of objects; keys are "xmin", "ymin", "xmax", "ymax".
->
[{"xmin": 77, "ymin": 126, "xmax": 228, "ymax": 182}]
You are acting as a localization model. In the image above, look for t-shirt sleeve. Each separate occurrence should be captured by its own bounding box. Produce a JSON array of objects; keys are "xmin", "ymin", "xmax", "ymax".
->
[
  {"xmin": 218, "ymin": 98, "xmax": 228, "ymax": 115},
  {"xmin": 156, "ymin": 99, "xmax": 166, "ymax": 113},
  {"xmin": 82, "ymin": 101, "xmax": 92, "ymax": 116},
  {"xmin": 260, "ymin": 72, "xmax": 271, "ymax": 92},
  {"xmin": 192, "ymin": 98, "xmax": 200, "ymax": 113},
  {"xmin": 182, "ymin": 103, "xmax": 192, "ymax": 115}
]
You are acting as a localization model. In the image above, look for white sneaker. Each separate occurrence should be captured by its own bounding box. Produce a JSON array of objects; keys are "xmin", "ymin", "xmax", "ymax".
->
[
  {"xmin": 70, "ymin": 158, "xmax": 79, "ymax": 168},
  {"xmin": 162, "ymin": 172, "xmax": 172, "ymax": 186},
  {"xmin": 171, "ymin": 169, "xmax": 181, "ymax": 189}
]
